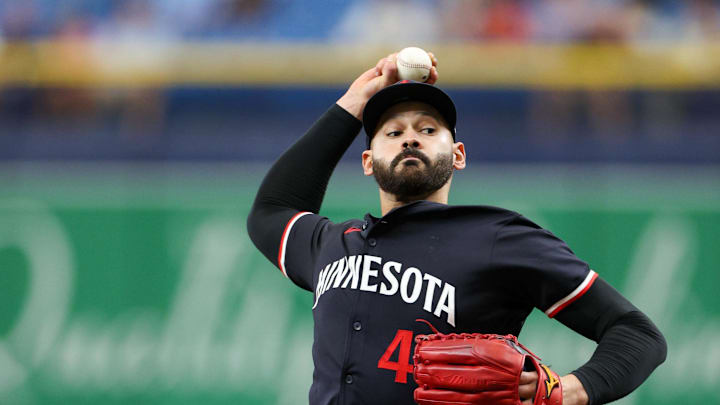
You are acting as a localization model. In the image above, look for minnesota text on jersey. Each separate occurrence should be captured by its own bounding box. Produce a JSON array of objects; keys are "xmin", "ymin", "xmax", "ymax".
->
[{"xmin": 312, "ymin": 254, "xmax": 456, "ymax": 326}]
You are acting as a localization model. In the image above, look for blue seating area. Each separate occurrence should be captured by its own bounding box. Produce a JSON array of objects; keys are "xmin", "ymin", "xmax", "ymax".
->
[
  {"xmin": 3, "ymin": 0, "xmax": 720, "ymax": 41},
  {"xmin": 1, "ymin": 1, "xmax": 718, "ymax": 163},
  {"xmin": 1, "ymin": 86, "xmax": 717, "ymax": 163}
]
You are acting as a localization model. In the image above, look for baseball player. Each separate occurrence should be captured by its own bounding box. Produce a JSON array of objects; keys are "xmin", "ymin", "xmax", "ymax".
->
[{"xmin": 247, "ymin": 53, "xmax": 666, "ymax": 405}]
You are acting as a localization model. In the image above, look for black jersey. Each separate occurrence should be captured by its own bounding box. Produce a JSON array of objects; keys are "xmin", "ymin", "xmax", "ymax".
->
[
  {"xmin": 247, "ymin": 104, "xmax": 666, "ymax": 405},
  {"xmin": 278, "ymin": 201, "xmax": 595, "ymax": 404}
]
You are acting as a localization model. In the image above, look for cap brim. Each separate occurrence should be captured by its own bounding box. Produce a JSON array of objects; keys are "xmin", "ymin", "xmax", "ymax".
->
[{"xmin": 362, "ymin": 81, "xmax": 456, "ymax": 148}]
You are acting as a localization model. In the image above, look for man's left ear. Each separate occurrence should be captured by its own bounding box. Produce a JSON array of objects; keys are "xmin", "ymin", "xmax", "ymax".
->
[
  {"xmin": 362, "ymin": 149, "xmax": 374, "ymax": 176},
  {"xmin": 453, "ymin": 142, "xmax": 466, "ymax": 170}
]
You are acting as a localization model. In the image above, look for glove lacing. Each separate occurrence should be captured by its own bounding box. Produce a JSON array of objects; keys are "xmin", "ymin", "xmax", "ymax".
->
[{"xmin": 414, "ymin": 318, "xmax": 542, "ymax": 362}]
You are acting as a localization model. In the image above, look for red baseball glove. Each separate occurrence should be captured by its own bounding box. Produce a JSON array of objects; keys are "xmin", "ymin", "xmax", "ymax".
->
[{"xmin": 413, "ymin": 321, "xmax": 562, "ymax": 405}]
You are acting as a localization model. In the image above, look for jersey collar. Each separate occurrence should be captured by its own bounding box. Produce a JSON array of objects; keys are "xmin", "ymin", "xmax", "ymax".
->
[{"xmin": 362, "ymin": 200, "xmax": 449, "ymax": 235}]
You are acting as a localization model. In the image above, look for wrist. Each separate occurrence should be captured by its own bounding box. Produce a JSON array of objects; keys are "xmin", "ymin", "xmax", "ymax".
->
[
  {"xmin": 336, "ymin": 93, "xmax": 366, "ymax": 121},
  {"xmin": 561, "ymin": 374, "xmax": 589, "ymax": 405}
]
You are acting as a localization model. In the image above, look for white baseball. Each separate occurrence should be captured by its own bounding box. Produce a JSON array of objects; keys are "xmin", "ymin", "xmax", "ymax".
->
[{"xmin": 396, "ymin": 47, "xmax": 432, "ymax": 82}]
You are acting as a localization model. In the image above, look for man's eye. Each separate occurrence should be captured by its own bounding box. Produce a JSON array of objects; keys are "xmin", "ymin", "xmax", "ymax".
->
[
  {"xmin": 420, "ymin": 128, "xmax": 436, "ymax": 134},
  {"xmin": 387, "ymin": 131, "xmax": 402, "ymax": 137}
]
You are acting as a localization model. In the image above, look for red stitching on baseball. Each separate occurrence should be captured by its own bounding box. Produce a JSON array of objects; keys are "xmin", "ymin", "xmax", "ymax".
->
[{"xmin": 398, "ymin": 60, "xmax": 431, "ymax": 69}]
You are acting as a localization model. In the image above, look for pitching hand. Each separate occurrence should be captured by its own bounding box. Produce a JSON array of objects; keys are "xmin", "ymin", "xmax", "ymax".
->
[{"xmin": 337, "ymin": 52, "xmax": 438, "ymax": 120}]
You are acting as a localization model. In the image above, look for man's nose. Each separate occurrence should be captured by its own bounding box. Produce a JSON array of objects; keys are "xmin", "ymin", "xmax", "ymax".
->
[{"xmin": 402, "ymin": 138, "xmax": 420, "ymax": 149}]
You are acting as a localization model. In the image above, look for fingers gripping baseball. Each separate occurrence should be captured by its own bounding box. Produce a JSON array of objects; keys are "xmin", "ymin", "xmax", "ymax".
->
[
  {"xmin": 375, "ymin": 54, "xmax": 397, "ymax": 78},
  {"xmin": 381, "ymin": 51, "xmax": 438, "ymax": 85},
  {"xmin": 377, "ymin": 54, "xmax": 400, "ymax": 88},
  {"xmin": 427, "ymin": 52, "xmax": 439, "ymax": 84},
  {"xmin": 337, "ymin": 50, "xmax": 437, "ymax": 120}
]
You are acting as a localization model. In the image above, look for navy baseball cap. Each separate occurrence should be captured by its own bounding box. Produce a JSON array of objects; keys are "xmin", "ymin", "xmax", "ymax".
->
[{"xmin": 362, "ymin": 80, "xmax": 457, "ymax": 148}]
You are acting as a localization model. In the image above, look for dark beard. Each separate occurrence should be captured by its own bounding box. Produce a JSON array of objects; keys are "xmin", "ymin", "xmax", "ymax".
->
[{"xmin": 373, "ymin": 148, "xmax": 454, "ymax": 202}]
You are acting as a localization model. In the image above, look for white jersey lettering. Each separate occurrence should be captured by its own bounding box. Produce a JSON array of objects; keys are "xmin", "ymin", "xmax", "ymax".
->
[
  {"xmin": 400, "ymin": 267, "xmax": 423, "ymax": 303},
  {"xmin": 422, "ymin": 273, "xmax": 442, "ymax": 313},
  {"xmin": 332, "ymin": 256, "xmax": 350, "ymax": 289},
  {"xmin": 323, "ymin": 259, "xmax": 341, "ymax": 295},
  {"xmin": 341, "ymin": 255, "xmax": 361, "ymax": 289},
  {"xmin": 379, "ymin": 261, "xmax": 401, "ymax": 295},
  {"xmin": 360, "ymin": 255, "xmax": 381, "ymax": 292},
  {"xmin": 312, "ymin": 263, "xmax": 331, "ymax": 309},
  {"xmin": 435, "ymin": 283, "xmax": 456, "ymax": 326},
  {"xmin": 313, "ymin": 255, "xmax": 457, "ymax": 327}
]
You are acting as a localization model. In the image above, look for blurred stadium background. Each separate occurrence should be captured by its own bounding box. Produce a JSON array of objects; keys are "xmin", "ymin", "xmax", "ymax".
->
[{"xmin": 1, "ymin": 0, "xmax": 719, "ymax": 404}]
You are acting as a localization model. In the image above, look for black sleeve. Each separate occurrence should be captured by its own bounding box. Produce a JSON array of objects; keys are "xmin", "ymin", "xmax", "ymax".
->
[
  {"xmin": 554, "ymin": 278, "xmax": 667, "ymax": 405},
  {"xmin": 246, "ymin": 104, "xmax": 362, "ymax": 288}
]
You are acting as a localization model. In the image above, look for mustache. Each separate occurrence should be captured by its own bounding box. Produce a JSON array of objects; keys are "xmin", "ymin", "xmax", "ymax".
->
[{"xmin": 390, "ymin": 148, "xmax": 431, "ymax": 169}]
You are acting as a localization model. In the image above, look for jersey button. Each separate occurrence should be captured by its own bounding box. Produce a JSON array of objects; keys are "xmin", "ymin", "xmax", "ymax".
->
[
  {"xmin": 345, "ymin": 374, "xmax": 353, "ymax": 384},
  {"xmin": 353, "ymin": 321, "xmax": 362, "ymax": 331},
  {"xmin": 368, "ymin": 238, "xmax": 377, "ymax": 247}
]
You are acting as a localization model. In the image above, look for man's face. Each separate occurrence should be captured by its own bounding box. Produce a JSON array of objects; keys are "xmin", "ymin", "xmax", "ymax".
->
[{"xmin": 362, "ymin": 101, "xmax": 465, "ymax": 202}]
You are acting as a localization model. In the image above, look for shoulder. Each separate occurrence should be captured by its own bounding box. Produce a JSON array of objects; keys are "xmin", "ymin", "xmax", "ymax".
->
[
  {"xmin": 427, "ymin": 203, "xmax": 520, "ymax": 221},
  {"xmin": 290, "ymin": 213, "xmax": 364, "ymax": 234},
  {"xmin": 402, "ymin": 202, "xmax": 536, "ymax": 235},
  {"xmin": 299, "ymin": 215, "xmax": 370, "ymax": 243},
  {"xmin": 438, "ymin": 204, "xmax": 526, "ymax": 230},
  {"xmin": 329, "ymin": 218, "xmax": 367, "ymax": 235}
]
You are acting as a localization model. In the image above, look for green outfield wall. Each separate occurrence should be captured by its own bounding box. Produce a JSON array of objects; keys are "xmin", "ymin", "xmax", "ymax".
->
[{"xmin": 1, "ymin": 163, "xmax": 719, "ymax": 404}]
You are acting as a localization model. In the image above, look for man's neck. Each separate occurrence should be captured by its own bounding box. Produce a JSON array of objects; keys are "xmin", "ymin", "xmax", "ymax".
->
[{"xmin": 378, "ymin": 182, "xmax": 452, "ymax": 216}]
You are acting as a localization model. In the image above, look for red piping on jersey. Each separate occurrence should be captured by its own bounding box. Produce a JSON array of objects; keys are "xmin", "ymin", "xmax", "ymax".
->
[
  {"xmin": 415, "ymin": 319, "xmax": 440, "ymax": 334},
  {"xmin": 344, "ymin": 227, "xmax": 362, "ymax": 234},
  {"xmin": 547, "ymin": 271, "xmax": 599, "ymax": 318},
  {"xmin": 277, "ymin": 211, "xmax": 310, "ymax": 278}
]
